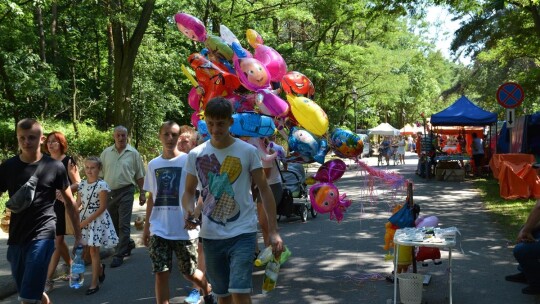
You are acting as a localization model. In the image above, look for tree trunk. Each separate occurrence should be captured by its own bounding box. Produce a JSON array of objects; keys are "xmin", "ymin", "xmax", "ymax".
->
[
  {"xmin": 51, "ymin": 1, "xmax": 58, "ymax": 65},
  {"xmin": 109, "ymin": 0, "xmax": 155, "ymax": 133},
  {"xmin": 35, "ymin": 5, "xmax": 46, "ymax": 63},
  {"xmin": 105, "ymin": 22, "xmax": 114, "ymax": 127},
  {"xmin": 71, "ymin": 65, "xmax": 79, "ymax": 137},
  {"xmin": 527, "ymin": 5, "xmax": 540, "ymax": 40}
]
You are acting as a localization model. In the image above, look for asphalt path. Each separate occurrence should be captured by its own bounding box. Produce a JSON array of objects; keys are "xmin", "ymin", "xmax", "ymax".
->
[{"xmin": 1, "ymin": 152, "xmax": 539, "ymax": 303}]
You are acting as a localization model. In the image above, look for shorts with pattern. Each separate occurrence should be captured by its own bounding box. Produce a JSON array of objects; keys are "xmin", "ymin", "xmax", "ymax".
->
[{"xmin": 148, "ymin": 235, "xmax": 198, "ymax": 275}]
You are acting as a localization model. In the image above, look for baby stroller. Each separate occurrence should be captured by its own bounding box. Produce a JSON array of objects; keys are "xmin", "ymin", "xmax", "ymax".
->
[{"xmin": 277, "ymin": 163, "xmax": 317, "ymax": 222}]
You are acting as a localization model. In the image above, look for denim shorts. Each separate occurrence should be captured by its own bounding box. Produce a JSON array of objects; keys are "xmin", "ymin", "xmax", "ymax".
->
[
  {"xmin": 202, "ymin": 233, "xmax": 256, "ymax": 297},
  {"xmin": 148, "ymin": 235, "xmax": 198, "ymax": 275},
  {"xmin": 7, "ymin": 239, "xmax": 55, "ymax": 303}
]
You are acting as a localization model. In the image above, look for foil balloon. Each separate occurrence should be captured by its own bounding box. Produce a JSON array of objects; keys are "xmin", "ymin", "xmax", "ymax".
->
[
  {"xmin": 188, "ymin": 53, "xmax": 241, "ymax": 108},
  {"xmin": 231, "ymin": 41, "xmax": 289, "ymax": 117},
  {"xmin": 190, "ymin": 112, "xmax": 201, "ymax": 128},
  {"xmin": 281, "ymin": 71, "xmax": 315, "ymax": 99},
  {"xmin": 309, "ymin": 159, "xmax": 351, "ymax": 222},
  {"xmin": 288, "ymin": 127, "xmax": 328, "ymax": 164},
  {"xmin": 196, "ymin": 119, "xmax": 210, "ymax": 142},
  {"xmin": 219, "ymin": 24, "xmax": 240, "ymax": 46},
  {"xmin": 309, "ymin": 182, "xmax": 351, "ymax": 223},
  {"xmin": 229, "ymin": 93, "xmax": 256, "ymax": 113},
  {"xmin": 415, "ymin": 215, "xmax": 439, "ymax": 228},
  {"xmin": 330, "ymin": 128, "xmax": 364, "ymax": 158},
  {"xmin": 174, "ymin": 13, "xmax": 207, "ymax": 42},
  {"xmin": 230, "ymin": 112, "xmax": 276, "ymax": 137},
  {"xmin": 286, "ymin": 95, "xmax": 329, "ymax": 136},
  {"xmin": 246, "ymin": 137, "xmax": 277, "ymax": 162},
  {"xmin": 188, "ymin": 87, "xmax": 201, "ymax": 110},
  {"xmin": 246, "ymin": 29, "xmax": 287, "ymax": 83},
  {"xmin": 267, "ymin": 141, "xmax": 286, "ymax": 160},
  {"xmin": 312, "ymin": 159, "xmax": 347, "ymax": 183},
  {"xmin": 232, "ymin": 45, "xmax": 270, "ymax": 91},
  {"xmin": 256, "ymin": 90, "xmax": 289, "ymax": 117},
  {"xmin": 205, "ymin": 35, "xmax": 234, "ymax": 61}
]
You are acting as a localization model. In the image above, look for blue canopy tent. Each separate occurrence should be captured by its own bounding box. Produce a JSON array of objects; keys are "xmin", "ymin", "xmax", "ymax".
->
[{"xmin": 430, "ymin": 95, "xmax": 497, "ymax": 126}]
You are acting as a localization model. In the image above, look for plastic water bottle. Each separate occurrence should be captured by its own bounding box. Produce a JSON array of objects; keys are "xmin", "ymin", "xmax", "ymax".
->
[
  {"xmin": 279, "ymin": 246, "xmax": 292, "ymax": 265},
  {"xmin": 254, "ymin": 246, "xmax": 273, "ymax": 267},
  {"xmin": 262, "ymin": 257, "xmax": 280, "ymax": 294},
  {"xmin": 69, "ymin": 245, "xmax": 85, "ymax": 289}
]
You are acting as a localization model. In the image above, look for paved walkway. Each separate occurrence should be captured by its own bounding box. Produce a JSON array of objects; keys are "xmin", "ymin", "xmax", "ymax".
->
[{"xmin": 0, "ymin": 153, "xmax": 539, "ymax": 303}]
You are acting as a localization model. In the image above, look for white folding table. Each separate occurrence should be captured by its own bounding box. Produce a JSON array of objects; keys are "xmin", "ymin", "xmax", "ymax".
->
[{"xmin": 393, "ymin": 228, "xmax": 457, "ymax": 304}]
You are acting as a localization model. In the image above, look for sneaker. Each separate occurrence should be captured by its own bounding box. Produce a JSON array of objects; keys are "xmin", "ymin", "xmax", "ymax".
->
[
  {"xmin": 506, "ymin": 272, "xmax": 528, "ymax": 284},
  {"xmin": 184, "ymin": 288, "xmax": 201, "ymax": 304},
  {"xmin": 44, "ymin": 280, "xmax": 54, "ymax": 293},
  {"xmin": 203, "ymin": 293, "xmax": 215, "ymax": 304},
  {"xmin": 522, "ymin": 285, "xmax": 540, "ymax": 295}
]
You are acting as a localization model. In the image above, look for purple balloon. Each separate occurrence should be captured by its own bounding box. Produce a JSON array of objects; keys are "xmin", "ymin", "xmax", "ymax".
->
[{"xmin": 313, "ymin": 159, "xmax": 347, "ymax": 183}]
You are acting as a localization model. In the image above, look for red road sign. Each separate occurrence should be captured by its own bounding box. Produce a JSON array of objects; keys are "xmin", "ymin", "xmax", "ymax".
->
[{"xmin": 496, "ymin": 82, "xmax": 524, "ymax": 109}]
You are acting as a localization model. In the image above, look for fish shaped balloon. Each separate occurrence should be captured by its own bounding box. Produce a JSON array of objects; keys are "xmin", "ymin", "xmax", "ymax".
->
[
  {"xmin": 281, "ymin": 71, "xmax": 315, "ymax": 99},
  {"xmin": 309, "ymin": 159, "xmax": 352, "ymax": 222},
  {"xmin": 286, "ymin": 95, "xmax": 328, "ymax": 136}
]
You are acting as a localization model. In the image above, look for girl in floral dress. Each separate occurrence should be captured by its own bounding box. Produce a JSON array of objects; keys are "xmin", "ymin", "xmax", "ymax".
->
[{"xmin": 78, "ymin": 156, "xmax": 118, "ymax": 295}]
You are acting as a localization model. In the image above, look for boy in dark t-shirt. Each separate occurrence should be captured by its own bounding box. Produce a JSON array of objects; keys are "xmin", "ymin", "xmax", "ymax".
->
[{"xmin": 0, "ymin": 119, "xmax": 82, "ymax": 304}]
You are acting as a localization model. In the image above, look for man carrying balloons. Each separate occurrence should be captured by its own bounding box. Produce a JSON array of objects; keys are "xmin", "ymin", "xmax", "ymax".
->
[{"xmin": 182, "ymin": 97, "xmax": 284, "ymax": 304}]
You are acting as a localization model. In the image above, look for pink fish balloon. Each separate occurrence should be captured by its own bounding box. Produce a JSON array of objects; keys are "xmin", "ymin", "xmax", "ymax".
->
[{"xmin": 309, "ymin": 183, "xmax": 352, "ymax": 223}]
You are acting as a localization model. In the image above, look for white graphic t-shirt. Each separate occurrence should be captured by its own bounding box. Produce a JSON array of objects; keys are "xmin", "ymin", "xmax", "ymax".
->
[
  {"xmin": 143, "ymin": 153, "xmax": 199, "ymax": 240},
  {"xmin": 186, "ymin": 138, "xmax": 262, "ymax": 239}
]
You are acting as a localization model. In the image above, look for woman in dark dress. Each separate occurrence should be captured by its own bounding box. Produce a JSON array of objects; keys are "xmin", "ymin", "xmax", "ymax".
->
[{"xmin": 43, "ymin": 131, "xmax": 81, "ymax": 292}]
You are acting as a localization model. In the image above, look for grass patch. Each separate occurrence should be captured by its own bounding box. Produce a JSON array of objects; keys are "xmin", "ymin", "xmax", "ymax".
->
[{"xmin": 475, "ymin": 178, "xmax": 536, "ymax": 240}]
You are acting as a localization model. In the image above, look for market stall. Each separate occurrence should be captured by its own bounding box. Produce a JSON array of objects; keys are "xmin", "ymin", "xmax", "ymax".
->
[{"xmin": 430, "ymin": 96, "xmax": 497, "ymax": 180}]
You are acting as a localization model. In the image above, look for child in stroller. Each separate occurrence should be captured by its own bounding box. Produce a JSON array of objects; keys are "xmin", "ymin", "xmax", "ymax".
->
[{"xmin": 278, "ymin": 163, "xmax": 317, "ymax": 222}]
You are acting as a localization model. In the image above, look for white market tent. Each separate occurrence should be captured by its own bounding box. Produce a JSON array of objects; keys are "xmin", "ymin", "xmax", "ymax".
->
[
  {"xmin": 369, "ymin": 122, "xmax": 400, "ymax": 136},
  {"xmin": 400, "ymin": 123, "xmax": 425, "ymax": 135}
]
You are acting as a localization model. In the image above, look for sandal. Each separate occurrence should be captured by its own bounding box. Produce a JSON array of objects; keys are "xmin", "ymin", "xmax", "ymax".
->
[
  {"xmin": 99, "ymin": 263, "xmax": 106, "ymax": 283},
  {"xmin": 85, "ymin": 285, "xmax": 100, "ymax": 295},
  {"xmin": 44, "ymin": 279, "xmax": 54, "ymax": 293}
]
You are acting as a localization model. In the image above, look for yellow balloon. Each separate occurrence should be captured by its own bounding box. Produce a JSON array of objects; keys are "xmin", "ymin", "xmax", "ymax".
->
[
  {"xmin": 181, "ymin": 64, "xmax": 198, "ymax": 87},
  {"xmin": 286, "ymin": 95, "xmax": 329, "ymax": 136}
]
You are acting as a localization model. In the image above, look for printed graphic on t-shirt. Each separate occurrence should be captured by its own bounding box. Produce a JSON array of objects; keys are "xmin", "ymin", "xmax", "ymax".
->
[
  {"xmin": 154, "ymin": 167, "xmax": 182, "ymax": 206},
  {"xmin": 195, "ymin": 154, "xmax": 241, "ymax": 225}
]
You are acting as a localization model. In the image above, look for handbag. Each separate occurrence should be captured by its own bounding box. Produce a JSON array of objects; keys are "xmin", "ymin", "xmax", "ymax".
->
[
  {"xmin": 65, "ymin": 208, "xmax": 75, "ymax": 235},
  {"xmin": 6, "ymin": 160, "xmax": 46, "ymax": 213},
  {"xmin": 388, "ymin": 203, "xmax": 415, "ymax": 228}
]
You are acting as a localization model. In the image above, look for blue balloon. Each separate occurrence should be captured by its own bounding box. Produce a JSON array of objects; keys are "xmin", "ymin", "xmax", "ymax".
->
[
  {"xmin": 288, "ymin": 127, "xmax": 329, "ymax": 164},
  {"xmin": 197, "ymin": 120, "xmax": 210, "ymax": 142},
  {"xmin": 230, "ymin": 112, "xmax": 276, "ymax": 137}
]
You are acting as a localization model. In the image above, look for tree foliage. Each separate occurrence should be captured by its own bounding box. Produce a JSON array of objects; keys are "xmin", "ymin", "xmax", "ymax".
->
[{"xmin": 0, "ymin": 0, "xmax": 462, "ymax": 154}]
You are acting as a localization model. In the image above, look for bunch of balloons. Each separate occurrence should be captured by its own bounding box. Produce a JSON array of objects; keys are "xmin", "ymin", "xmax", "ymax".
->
[
  {"xmin": 174, "ymin": 13, "xmax": 373, "ymax": 222},
  {"xmin": 174, "ymin": 12, "xmax": 368, "ymax": 166}
]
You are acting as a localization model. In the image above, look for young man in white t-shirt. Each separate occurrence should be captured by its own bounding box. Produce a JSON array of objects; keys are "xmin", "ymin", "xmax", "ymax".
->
[
  {"xmin": 142, "ymin": 121, "xmax": 213, "ymax": 304},
  {"xmin": 182, "ymin": 97, "xmax": 284, "ymax": 304}
]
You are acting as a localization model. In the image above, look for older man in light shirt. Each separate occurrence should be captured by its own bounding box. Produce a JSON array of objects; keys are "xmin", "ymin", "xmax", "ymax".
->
[{"xmin": 100, "ymin": 125, "xmax": 146, "ymax": 268}]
